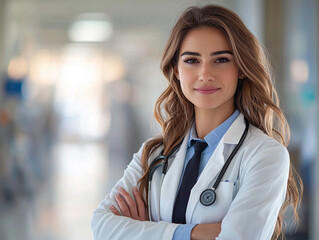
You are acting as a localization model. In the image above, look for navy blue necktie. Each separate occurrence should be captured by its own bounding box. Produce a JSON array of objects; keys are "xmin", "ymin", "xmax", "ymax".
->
[{"xmin": 172, "ymin": 140, "xmax": 208, "ymax": 224}]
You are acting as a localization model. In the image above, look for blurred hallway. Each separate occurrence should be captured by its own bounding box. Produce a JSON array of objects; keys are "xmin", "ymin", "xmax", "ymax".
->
[{"xmin": 0, "ymin": 142, "xmax": 108, "ymax": 240}]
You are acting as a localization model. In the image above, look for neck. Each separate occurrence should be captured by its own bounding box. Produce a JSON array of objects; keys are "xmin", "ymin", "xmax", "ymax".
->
[{"xmin": 194, "ymin": 106, "xmax": 235, "ymax": 139}]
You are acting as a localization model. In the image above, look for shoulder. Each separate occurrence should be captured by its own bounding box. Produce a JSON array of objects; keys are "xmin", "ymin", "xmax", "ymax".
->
[
  {"xmin": 133, "ymin": 137, "xmax": 163, "ymax": 164},
  {"xmin": 246, "ymin": 124, "xmax": 288, "ymax": 155},
  {"xmin": 240, "ymin": 124, "xmax": 290, "ymax": 174}
]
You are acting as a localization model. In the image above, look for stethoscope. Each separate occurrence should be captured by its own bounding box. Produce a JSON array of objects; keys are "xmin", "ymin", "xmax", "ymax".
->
[{"xmin": 147, "ymin": 118, "xmax": 249, "ymax": 221}]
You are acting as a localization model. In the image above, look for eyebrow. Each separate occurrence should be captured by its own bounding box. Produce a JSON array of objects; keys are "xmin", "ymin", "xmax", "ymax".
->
[{"xmin": 180, "ymin": 50, "xmax": 233, "ymax": 57}]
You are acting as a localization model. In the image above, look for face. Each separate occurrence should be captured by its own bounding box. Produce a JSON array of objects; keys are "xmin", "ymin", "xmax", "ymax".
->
[{"xmin": 175, "ymin": 27, "xmax": 240, "ymax": 115}]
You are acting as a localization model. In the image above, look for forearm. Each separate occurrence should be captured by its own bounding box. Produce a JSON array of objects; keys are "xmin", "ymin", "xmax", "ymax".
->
[
  {"xmin": 92, "ymin": 210, "xmax": 179, "ymax": 240},
  {"xmin": 191, "ymin": 223, "xmax": 221, "ymax": 240}
]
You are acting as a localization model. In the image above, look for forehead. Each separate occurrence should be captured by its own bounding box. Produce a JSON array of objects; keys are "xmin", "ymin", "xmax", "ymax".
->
[{"xmin": 180, "ymin": 27, "xmax": 231, "ymax": 52}]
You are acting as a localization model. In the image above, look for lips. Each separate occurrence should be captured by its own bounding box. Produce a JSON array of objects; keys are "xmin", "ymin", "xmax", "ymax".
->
[{"xmin": 195, "ymin": 87, "xmax": 220, "ymax": 94}]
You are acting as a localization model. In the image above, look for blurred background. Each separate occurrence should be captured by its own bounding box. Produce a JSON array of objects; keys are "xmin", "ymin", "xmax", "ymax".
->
[{"xmin": 0, "ymin": 0, "xmax": 317, "ymax": 239}]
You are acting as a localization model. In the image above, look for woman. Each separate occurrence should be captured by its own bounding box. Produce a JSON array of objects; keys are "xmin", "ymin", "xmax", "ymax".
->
[{"xmin": 91, "ymin": 5, "xmax": 302, "ymax": 240}]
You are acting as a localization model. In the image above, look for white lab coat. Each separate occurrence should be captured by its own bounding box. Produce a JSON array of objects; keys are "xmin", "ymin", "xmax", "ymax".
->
[{"xmin": 91, "ymin": 113, "xmax": 289, "ymax": 240}]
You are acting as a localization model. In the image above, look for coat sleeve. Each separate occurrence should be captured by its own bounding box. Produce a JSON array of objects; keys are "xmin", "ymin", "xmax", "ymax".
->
[
  {"xmin": 91, "ymin": 142, "xmax": 179, "ymax": 240},
  {"xmin": 216, "ymin": 139, "xmax": 290, "ymax": 240}
]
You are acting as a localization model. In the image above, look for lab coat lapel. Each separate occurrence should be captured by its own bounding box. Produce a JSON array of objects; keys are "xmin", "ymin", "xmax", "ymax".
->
[
  {"xmin": 185, "ymin": 113, "xmax": 246, "ymax": 222},
  {"xmin": 160, "ymin": 131, "xmax": 190, "ymax": 222},
  {"xmin": 185, "ymin": 140, "xmax": 225, "ymax": 222}
]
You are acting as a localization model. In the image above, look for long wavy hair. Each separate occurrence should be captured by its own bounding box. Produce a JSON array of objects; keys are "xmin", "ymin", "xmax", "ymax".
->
[{"xmin": 138, "ymin": 5, "xmax": 302, "ymax": 239}]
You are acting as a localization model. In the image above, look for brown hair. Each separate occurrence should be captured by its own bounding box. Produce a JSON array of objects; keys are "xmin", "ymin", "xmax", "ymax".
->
[{"xmin": 138, "ymin": 5, "xmax": 302, "ymax": 239}]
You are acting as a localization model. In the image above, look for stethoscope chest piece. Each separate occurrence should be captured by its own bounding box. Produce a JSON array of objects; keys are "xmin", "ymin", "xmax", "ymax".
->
[
  {"xmin": 148, "ymin": 118, "xmax": 249, "ymax": 219},
  {"xmin": 200, "ymin": 189, "xmax": 216, "ymax": 206}
]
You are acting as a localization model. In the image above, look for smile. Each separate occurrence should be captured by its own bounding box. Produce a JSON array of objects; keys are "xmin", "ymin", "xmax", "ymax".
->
[{"xmin": 195, "ymin": 87, "xmax": 220, "ymax": 95}]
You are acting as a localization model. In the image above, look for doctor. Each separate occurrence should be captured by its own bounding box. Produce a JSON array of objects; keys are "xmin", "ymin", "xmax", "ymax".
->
[{"xmin": 91, "ymin": 5, "xmax": 302, "ymax": 240}]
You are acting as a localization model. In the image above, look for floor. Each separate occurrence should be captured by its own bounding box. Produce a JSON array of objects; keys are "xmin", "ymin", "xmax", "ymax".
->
[{"xmin": 0, "ymin": 141, "xmax": 109, "ymax": 240}]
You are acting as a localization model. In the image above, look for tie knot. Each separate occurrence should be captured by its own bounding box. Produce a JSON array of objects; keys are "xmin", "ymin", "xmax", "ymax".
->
[{"xmin": 192, "ymin": 140, "xmax": 207, "ymax": 153}]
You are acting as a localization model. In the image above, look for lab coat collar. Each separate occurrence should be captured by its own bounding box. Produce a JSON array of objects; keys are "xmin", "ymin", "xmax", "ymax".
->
[
  {"xmin": 160, "ymin": 113, "xmax": 246, "ymax": 222},
  {"xmin": 223, "ymin": 113, "xmax": 246, "ymax": 144},
  {"xmin": 186, "ymin": 113, "xmax": 247, "ymax": 222},
  {"xmin": 187, "ymin": 110, "xmax": 242, "ymax": 147},
  {"xmin": 160, "ymin": 130, "xmax": 190, "ymax": 222}
]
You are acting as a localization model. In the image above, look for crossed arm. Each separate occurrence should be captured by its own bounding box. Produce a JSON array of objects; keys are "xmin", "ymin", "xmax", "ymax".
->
[
  {"xmin": 110, "ymin": 186, "xmax": 221, "ymax": 240},
  {"xmin": 93, "ymin": 139, "xmax": 290, "ymax": 240}
]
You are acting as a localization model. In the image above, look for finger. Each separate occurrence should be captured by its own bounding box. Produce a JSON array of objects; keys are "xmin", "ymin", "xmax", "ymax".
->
[
  {"xmin": 119, "ymin": 187, "xmax": 138, "ymax": 218},
  {"xmin": 110, "ymin": 205, "xmax": 121, "ymax": 216},
  {"xmin": 115, "ymin": 194, "xmax": 131, "ymax": 218},
  {"xmin": 133, "ymin": 187, "xmax": 146, "ymax": 220}
]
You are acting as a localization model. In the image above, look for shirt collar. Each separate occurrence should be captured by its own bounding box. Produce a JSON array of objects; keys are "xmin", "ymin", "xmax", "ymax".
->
[{"xmin": 188, "ymin": 109, "xmax": 240, "ymax": 149}]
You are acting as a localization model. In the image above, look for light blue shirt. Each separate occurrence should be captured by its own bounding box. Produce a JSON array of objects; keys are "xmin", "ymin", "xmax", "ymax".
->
[{"xmin": 172, "ymin": 110, "xmax": 240, "ymax": 240}]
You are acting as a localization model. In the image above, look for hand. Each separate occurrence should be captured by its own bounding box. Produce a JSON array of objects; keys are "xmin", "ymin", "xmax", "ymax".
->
[
  {"xmin": 191, "ymin": 223, "xmax": 221, "ymax": 240},
  {"xmin": 110, "ymin": 187, "xmax": 149, "ymax": 221}
]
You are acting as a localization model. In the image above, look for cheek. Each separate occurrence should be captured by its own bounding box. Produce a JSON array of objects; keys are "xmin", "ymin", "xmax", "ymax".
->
[
  {"xmin": 178, "ymin": 79, "xmax": 195, "ymax": 102},
  {"xmin": 180, "ymin": 70, "xmax": 195, "ymax": 85},
  {"xmin": 178, "ymin": 63, "xmax": 197, "ymax": 77},
  {"xmin": 223, "ymin": 77, "xmax": 238, "ymax": 91},
  {"xmin": 219, "ymin": 68, "xmax": 239, "ymax": 88},
  {"xmin": 179, "ymin": 79, "xmax": 190, "ymax": 95}
]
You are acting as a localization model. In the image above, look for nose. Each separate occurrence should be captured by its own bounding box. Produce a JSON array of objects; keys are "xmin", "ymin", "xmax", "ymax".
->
[{"xmin": 199, "ymin": 62, "xmax": 215, "ymax": 82}]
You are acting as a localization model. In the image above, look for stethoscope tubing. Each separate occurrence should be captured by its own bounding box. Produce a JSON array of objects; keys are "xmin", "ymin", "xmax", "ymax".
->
[
  {"xmin": 211, "ymin": 117, "xmax": 249, "ymax": 191},
  {"xmin": 147, "ymin": 118, "xmax": 249, "ymax": 221},
  {"xmin": 200, "ymin": 118, "xmax": 249, "ymax": 206},
  {"xmin": 147, "ymin": 143, "xmax": 182, "ymax": 221}
]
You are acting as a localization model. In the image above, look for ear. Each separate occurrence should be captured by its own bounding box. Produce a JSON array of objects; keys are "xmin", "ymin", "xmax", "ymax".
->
[
  {"xmin": 174, "ymin": 66, "xmax": 180, "ymax": 80},
  {"xmin": 238, "ymin": 71, "xmax": 245, "ymax": 80}
]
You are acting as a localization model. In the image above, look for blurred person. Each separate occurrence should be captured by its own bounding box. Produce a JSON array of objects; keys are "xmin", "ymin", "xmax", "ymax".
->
[{"xmin": 91, "ymin": 5, "xmax": 303, "ymax": 240}]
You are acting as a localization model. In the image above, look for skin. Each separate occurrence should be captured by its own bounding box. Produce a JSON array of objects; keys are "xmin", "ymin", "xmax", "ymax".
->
[
  {"xmin": 111, "ymin": 187, "xmax": 148, "ymax": 221},
  {"xmin": 111, "ymin": 188, "xmax": 220, "ymax": 239},
  {"xmin": 111, "ymin": 26, "xmax": 243, "ymax": 239},
  {"xmin": 175, "ymin": 26, "xmax": 242, "ymax": 139}
]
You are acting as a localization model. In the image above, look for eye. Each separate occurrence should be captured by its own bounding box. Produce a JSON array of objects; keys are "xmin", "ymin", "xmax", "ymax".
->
[
  {"xmin": 215, "ymin": 57, "xmax": 230, "ymax": 63},
  {"xmin": 183, "ymin": 58, "xmax": 199, "ymax": 64}
]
